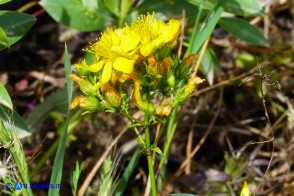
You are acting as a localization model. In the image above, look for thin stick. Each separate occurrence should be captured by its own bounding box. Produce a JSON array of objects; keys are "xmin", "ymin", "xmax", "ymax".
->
[
  {"xmin": 192, "ymin": 62, "xmax": 273, "ymax": 97},
  {"xmin": 252, "ymin": 69, "xmax": 275, "ymax": 195},
  {"xmin": 191, "ymin": 37, "xmax": 210, "ymax": 78},
  {"xmin": 185, "ymin": 119, "xmax": 196, "ymax": 174},
  {"xmin": 17, "ymin": 1, "xmax": 39, "ymax": 12}
]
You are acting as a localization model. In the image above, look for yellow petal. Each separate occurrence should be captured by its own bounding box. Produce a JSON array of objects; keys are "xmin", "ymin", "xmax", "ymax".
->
[
  {"xmin": 140, "ymin": 39, "xmax": 162, "ymax": 57},
  {"xmin": 101, "ymin": 62, "xmax": 112, "ymax": 83},
  {"xmin": 88, "ymin": 61, "xmax": 105, "ymax": 72},
  {"xmin": 120, "ymin": 32, "xmax": 139, "ymax": 53},
  {"xmin": 162, "ymin": 19, "xmax": 180, "ymax": 43},
  {"xmin": 113, "ymin": 57, "xmax": 135, "ymax": 74},
  {"xmin": 240, "ymin": 181, "xmax": 251, "ymax": 196}
]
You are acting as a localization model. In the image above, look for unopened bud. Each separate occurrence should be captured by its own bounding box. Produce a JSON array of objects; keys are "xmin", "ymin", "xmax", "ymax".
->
[
  {"xmin": 69, "ymin": 74, "xmax": 97, "ymax": 95},
  {"xmin": 167, "ymin": 69, "xmax": 175, "ymax": 88},
  {"xmin": 156, "ymin": 104, "xmax": 172, "ymax": 116},
  {"xmin": 76, "ymin": 61, "xmax": 89, "ymax": 76},
  {"xmin": 70, "ymin": 96, "xmax": 100, "ymax": 111},
  {"xmin": 136, "ymin": 100, "xmax": 155, "ymax": 114},
  {"xmin": 174, "ymin": 77, "xmax": 204, "ymax": 106},
  {"xmin": 240, "ymin": 181, "xmax": 251, "ymax": 196},
  {"xmin": 101, "ymin": 84, "xmax": 121, "ymax": 107},
  {"xmin": 184, "ymin": 54, "xmax": 198, "ymax": 67}
]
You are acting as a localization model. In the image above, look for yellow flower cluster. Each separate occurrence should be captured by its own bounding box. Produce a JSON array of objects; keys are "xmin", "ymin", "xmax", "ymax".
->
[
  {"xmin": 70, "ymin": 13, "xmax": 204, "ymax": 116},
  {"xmin": 73, "ymin": 13, "xmax": 180, "ymax": 85}
]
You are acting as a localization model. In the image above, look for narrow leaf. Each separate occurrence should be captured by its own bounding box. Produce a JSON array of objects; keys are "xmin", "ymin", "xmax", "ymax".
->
[
  {"xmin": 191, "ymin": 1, "xmax": 224, "ymax": 54},
  {"xmin": 114, "ymin": 148, "xmax": 141, "ymax": 196},
  {"xmin": 218, "ymin": 17, "xmax": 268, "ymax": 46},
  {"xmin": 49, "ymin": 45, "xmax": 73, "ymax": 196},
  {"xmin": 151, "ymin": 146, "xmax": 163, "ymax": 156}
]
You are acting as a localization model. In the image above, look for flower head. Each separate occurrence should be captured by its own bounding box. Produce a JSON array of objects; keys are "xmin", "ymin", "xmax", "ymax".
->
[
  {"xmin": 131, "ymin": 13, "xmax": 180, "ymax": 57},
  {"xmin": 89, "ymin": 28, "xmax": 140, "ymax": 83}
]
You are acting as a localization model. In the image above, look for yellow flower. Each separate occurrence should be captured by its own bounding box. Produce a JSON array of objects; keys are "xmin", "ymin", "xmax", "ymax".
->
[
  {"xmin": 131, "ymin": 13, "xmax": 180, "ymax": 57},
  {"xmin": 89, "ymin": 28, "xmax": 140, "ymax": 83}
]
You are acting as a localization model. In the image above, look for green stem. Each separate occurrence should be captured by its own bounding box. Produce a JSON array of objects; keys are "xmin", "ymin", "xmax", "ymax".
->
[
  {"xmin": 144, "ymin": 113, "xmax": 157, "ymax": 196},
  {"xmin": 158, "ymin": 107, "xmax": 179, "ymax": 171}
]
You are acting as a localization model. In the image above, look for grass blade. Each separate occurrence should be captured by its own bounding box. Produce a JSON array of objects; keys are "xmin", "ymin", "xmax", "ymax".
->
[
  {"xmin": 191, "ymin": 1, "xmax": 224, "ymax": 54},
  {"xmin": 49, "ymin": 44, "xmax": 73, "ymax": 196}
]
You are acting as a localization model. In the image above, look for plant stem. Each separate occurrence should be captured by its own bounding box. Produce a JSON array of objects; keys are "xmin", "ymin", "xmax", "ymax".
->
[{"xmin": 144, "ymin": 113, "xmax": 157, "ymax": 196}]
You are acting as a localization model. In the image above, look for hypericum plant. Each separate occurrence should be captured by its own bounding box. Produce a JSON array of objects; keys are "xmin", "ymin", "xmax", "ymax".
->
[{"xmin": 69, "ymin": 13, "xmax": 204, "ymax": 195}]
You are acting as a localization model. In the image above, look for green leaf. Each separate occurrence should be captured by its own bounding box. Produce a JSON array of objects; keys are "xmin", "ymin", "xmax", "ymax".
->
[
  {"xmin": 0, "ymin": 11, "xmax": 36, "ymax": 50},
  {"xmin": 0, "ymin": 83, "xmax": 13, "ymax": 110},
  {"xmin": 40, "ymin": 0, "xmax": 113, "ymax": 32},
  {"xmin": 200, "ymin": 48, "xmax": 219, "ymax": 85},
  {"xmin": 137, "ymin": 0, "xmax": 198, "ymax": 20},
  {"xmin": 49, "ymin": 45, "xmax": 73, "ymax": 196},
  {"xmin": 218, "ymin": 17, "xmax": 268, "ymax": 47},
  {"xmin": 0, "ymin": 105, "xmax": 31, "ymax": 139},
  {"xmin": 151, "ymin": 146, "xmax": 163, "ymax": 156},
  {"xmin": 190, "ymin": 1, "xmax": 224, "ymax": 54},
  {"xmin": 187, "ymin": 0, "xmax": 263, "ymax": 16},
  {"xmin": 102, "ymin": 0, "xmax": 120, "ymax": 17},
  {"xmin": 0, "ymin": 0, "xmax": 11, "ymax": 5},
  {"xmin": 25, "ymin": 89, "xmax": 71, "ymax": 131},
  {"xmin": 114, "ymin": 148, "xmax": 141, "ymax": 196},
  {"xmin": 72, "ymin": 161, "xmax": 83, "ymax": 195},
  {"xmin": 0, "ymin": 27, "xmax": 9, "ymax": 48}
]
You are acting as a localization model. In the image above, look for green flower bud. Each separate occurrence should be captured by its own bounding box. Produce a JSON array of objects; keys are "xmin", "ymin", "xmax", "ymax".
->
[
  {"xmin": 70, "ymin": 96, "xmax": 100, "ymax": 111},
  {"xmin": 174, "ymin": 77, "xmax": 204, "ymax": 106},
  {"xmin": 102, "ymin": 84, "xmax": 121, "ymax": 107},
  {"xmin": 79, "ymin": 96, "xmax": 101, "ymax": 111},
  {"xmin": 167, "ymin": 69, "xmax": 175, "ymax": 88},
  {"xmin": 136, "ymin": 101, "xmax": 155, "ymax": 114}
]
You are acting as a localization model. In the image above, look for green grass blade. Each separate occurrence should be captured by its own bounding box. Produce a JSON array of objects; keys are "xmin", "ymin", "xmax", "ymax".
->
[
  {"xmin": 49, "ymin": 44, "xmax": 73, "ymax": 196},
  {"xmin": 114, "ymin": 148, "xmax": 141, "ymax": 196},
  {"xmin": 191, "ymin": 1, "xmax": 224, "ymax": 54}
]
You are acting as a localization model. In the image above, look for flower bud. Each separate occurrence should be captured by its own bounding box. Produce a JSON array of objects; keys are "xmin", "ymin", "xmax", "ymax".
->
[
  {"xmin": 184, "ymin": 54, "xmax": 198, "ymax": 67},
  {"xmin": 136, "ymin": 100, "xmax": 155, "ymax": 114},
  {"xmin": 101, "ymin": 84, "xmax": 121, "ymax": 107},
  {"xmin": 70, "ymin": 96, "xmax": 100, "ymax": 111},
  {"xmin": 167, "ymin": 69, "xmax": 175, "ymax": 88},
  {"xmin": 156, "ymin": 104, "xmax": 172, "ymax": 116},
  {"xmin": 69, "ymin": 74, "xmax": 97, "ymax": 95},
  {"xmin": 174, "ymin": 77, "xmax": 204, "ymax": 106},
  {"xmin": 76, "ymin": 62, "xmax": 89, "ymax": 76}
]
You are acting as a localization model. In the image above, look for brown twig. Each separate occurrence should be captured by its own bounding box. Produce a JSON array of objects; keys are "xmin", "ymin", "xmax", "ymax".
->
[
  {"xmin": 252, "ymin": 68, "xmax": 275, "ymax": 196},
  {"xmin": 185, "ymin": 119, "xmax": 196, "ymax": 175},
  {"xmin": 192, "ymin": 61, "xmax": 274, "ymax": 97},
  {"xmin": 17, "ymin": 1, "xmax": 39, "ymax": 12}
]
